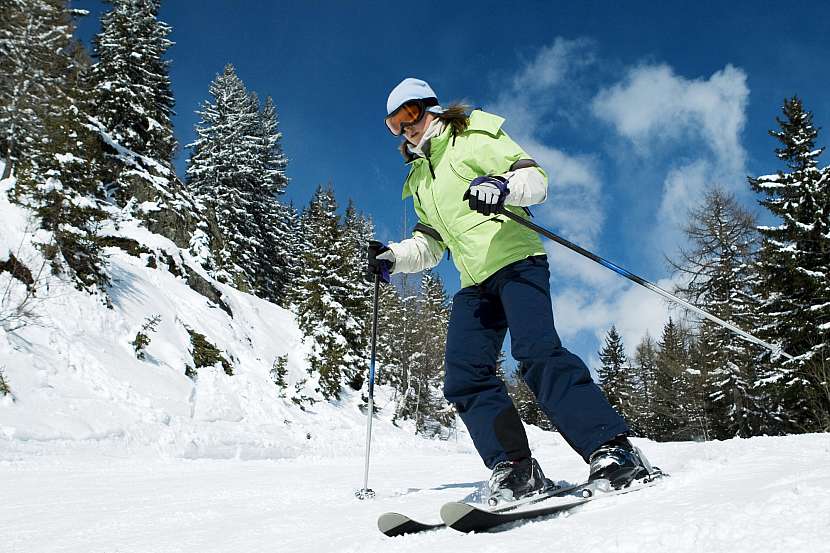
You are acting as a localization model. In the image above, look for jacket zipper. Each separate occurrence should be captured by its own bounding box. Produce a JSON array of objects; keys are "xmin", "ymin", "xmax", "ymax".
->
[{"xmin": 430, "ymin": 156, "xmax": 481, "ymax": 285}]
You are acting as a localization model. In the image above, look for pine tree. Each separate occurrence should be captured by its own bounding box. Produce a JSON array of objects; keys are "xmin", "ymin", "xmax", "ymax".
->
[
  {"xmin": 257, "ymin": 96, "xmax": 289, "ymax": 196},
  {"xmin": 506, "ymin": 361, "xmax": 553, "ymax": 431},
  {"xmin": 630, "ymin": 333, "xmax": 660, "ymax": 438},
  {"xmin": 652, "ymin": 318, "xmax": 690, "ymax": 440},
  {"xmin": 335, "ymin": 202, "xmax": 374, "ymax": 391},
  {"xmin": 374, "ymin": 279, "xmax": 407, "ymax": 390},
  {"xmin": 249, "ymin": 95, "xmax": 292, "ymax": 303},
  {"xmin": 685, "ymin": 330, "xmax": 714, "ymax": 441},
  {"xmin": 388, "ymin": 279, "xmax": 425, "ymax": 423},
  {"xmin": 749, "ymin": 97, "xmax": 830, "ymax": 431},
  {"xmin": 292, "ymin": 185, "xmax": 358, "ymax": 400},
  {"xmin": 88, "ymin": 0, "xmax": 200, "ymax": 251},
  {"xmin": 4, "ymin": 1, "xmax": 109, "ymax": 290},
  {"xmin": 671, "ymin": 188, "xmax": 765, "ymax": 438},
  {"xmin": 1, "ymin": 0, "xmax": 78, "ymax": 179},
  {"xmin": 411, "ymin": 269, "xmax": 454, "ymax": 433},
  {"xmin": 597, "ymin": 326, "xmax": 635, "ymax": 423},
  {"xmin": 90, "ymin": 0, "xmax": 175, "ymax": 170},
  {"xmin": 186, "ymin": 66, "xmax": 294, "ymax": 300},
  {"xmin": 187, "ymin": 65, "xmax": 262, "ymax": 290},
  {"xmin": 279, "ymin": 201, "xmax": 303, "ymax": 304}
]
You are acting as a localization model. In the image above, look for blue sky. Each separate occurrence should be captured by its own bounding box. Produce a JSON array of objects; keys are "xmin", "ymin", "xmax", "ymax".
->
[{"xmin": 72, "ymin": 0, "xmax": 830, "ymax": 370}]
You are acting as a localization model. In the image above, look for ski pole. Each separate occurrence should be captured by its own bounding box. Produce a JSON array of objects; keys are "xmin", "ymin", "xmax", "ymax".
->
[
  {"xmin": 356, "ymin": 274, "xmax": 380, "ymax": 499},
  {"xmin": 496, "ymin": 206, "xmax": 793, "ymax": 360}
]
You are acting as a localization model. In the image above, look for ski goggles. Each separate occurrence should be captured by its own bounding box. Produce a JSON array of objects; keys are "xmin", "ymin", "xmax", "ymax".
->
[{"xmin": 384, "ymin": 98, "xmax": 438, "ymax": 136}]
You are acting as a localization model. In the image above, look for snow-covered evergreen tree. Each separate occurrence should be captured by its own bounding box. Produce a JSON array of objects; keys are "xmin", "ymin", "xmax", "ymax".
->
[
  {"xmin": 1, "ymin": 0, "xmax": 83, "ymax": 179},
  {"xmin": 630, "ymin": 333, "xmax": 659, "ymax": 438},
  {"xmin": 90, "ymin": 0, "xmax": 175, "ymax": 171},
  {"xmin": 749, "ymin": 97, "xmax": 830, "ymax": 431},
  {"xmin": 671, "ymin": 188, "xmax": 765, "ymax": 438},
  {"xmin": 652, "ymin": 318, "xmax": 689, "ymax": 440},
  {"xmin": 257, "ymin": 96, "xmax": 289, "ymax": 197},
  {"xmin": 504, "ymin": 361, "xmax": 552, "ymax": 431},
  {"xmin": 279, "ymin": 200, "xmax": 303, "ymax": 303},
  {"xmin": 88, "ymin": 0, "xmax": 200, "ymax": 251},
  {"xmin": 684, "ymin": 332, "xmax": 714, "ymax": 441},
  {"xmin": 411, "ymin": 269, "xmax": 454, "ymax": 433},
  {"xmin": 187, "ymin": 66, "xmax": 294, "ymax": 301},
  {"xmin": 374, "ymin": 279, "xmax": 407, "ymax": 390},
  {"xmin": 597, "ymin": 325, "xmax": 635, "ymax": 424},
  {"xmin": 387, "ymin": 280, "xmax": 425, "ymax": 423},
  {"xmin": 371, "ymin": 269, "xmax": 454, "ymax": 432},
  {"xmin": 3, "ymin": 1, "xmax": 109, "ymax": 290},
  {"xmin": 187, "ymin": 65, "xmax": 262, "ymax": 290},
  {"xmin": 26, "ymin": 57, "xmax": 109, "ymax": 291},
  {"xmin": 334, "ymin": 202, "xmax": 375, "ymax": 391},
  {"xmin": 250, "ymin": 95, "xmax": 292, "ymax": 304},
  {"xmin": 292, "ymin": 185, "xmax": 364, "ymax": 400}
]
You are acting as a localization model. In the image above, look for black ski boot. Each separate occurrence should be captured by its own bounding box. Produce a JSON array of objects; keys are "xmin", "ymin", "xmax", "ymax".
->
[
  {"xmin": 588, "ymin": 435, "xmax": 653, "ymax": 490},
  {"xmin": 487, "ymin": 457, "xmax": 551, "ymax": 506}
]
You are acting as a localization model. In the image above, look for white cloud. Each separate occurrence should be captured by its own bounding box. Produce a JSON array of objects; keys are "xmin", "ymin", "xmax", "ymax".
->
[
  {"xmin": 511, "ymin": 38, "xmax": 594, "ymax": 92},
  {"xmin": 552, "ymin": 273, "xmax": 685, "ymax": 357},
  {"xmin": 592, "ymin": 63, "xmax": 750, "ymax": 263},
  {"xmin": 487, "ymin": 38, "xmax": 605, "ymax": 254},
  {"xmin": 592, "ymin": 63, "xmax": 749, "ymax": 171},
  {"xmin": 544, "ymin": 240, "xmax": 618, "ymax": 288},
  {"xmin": 524, "ymin": 141, "xmax": 604, "ymax": 247},
  {"xmin": 482, "ymin": 42, "xmax": 752, "ymax": 366}
]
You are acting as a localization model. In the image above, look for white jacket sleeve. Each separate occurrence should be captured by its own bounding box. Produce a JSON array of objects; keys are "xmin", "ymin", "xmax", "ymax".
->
[
  {"xmin": 387, "ymin": 231, "xmax": 446, "ymax": 274},
  {"xmin": 502, "ymin": 166, "xmax": 548, "ymax": 207}
]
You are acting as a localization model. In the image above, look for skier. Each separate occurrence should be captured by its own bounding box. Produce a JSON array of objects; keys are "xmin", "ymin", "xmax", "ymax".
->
[{"xmin": 367, "ymin": 77, "xmax": 655, "ymax": 504}]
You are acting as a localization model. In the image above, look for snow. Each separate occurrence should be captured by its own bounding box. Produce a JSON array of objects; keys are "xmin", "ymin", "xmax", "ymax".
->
[
  {"xmin": 755, "ymin": 173, "xmax": 782, "ymax": 181},
  {"xmin": 1, "ymin": 431, "xmax": 829, "ymax": 553},
  {"xmin": 39, "ymin": 175, "xmax": 64, "ymax": 192},
  {"xmin": 0, "ymin": 161, "xmax": 467, "ymax": 458},
  {"xmin": 87, "ymin": 116, "xmax": 171, "ymax": 177},
  {"xmin": 54, "ymin": 152, "xmax": 85, "ymax": 165}
]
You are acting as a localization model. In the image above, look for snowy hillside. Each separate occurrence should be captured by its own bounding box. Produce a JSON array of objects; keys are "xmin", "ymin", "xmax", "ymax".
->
[{"xmin": 0, "ymin": 167, "xmax": 462, "ymax": 460}]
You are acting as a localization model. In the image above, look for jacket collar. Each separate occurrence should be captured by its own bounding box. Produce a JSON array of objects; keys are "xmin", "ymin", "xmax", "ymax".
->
[
  {"xmin": 407, "ymin": 118, "xmax": 446, "ymax": 159},
  {"xmin": 400, "ymin": 110, "xmax": 507, "ymax": 199}
]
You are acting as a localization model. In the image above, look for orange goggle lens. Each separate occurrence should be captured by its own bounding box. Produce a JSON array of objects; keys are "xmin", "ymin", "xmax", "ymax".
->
[{"xmin": 385, "ymin": 102, "xmax": 425, "ymax": 135}]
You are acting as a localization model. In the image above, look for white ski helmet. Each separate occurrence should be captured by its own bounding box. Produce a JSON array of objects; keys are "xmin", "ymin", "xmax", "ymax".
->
[{"xmin": 386, "ymin": 77, "xmax": 445, "ymax": 116}]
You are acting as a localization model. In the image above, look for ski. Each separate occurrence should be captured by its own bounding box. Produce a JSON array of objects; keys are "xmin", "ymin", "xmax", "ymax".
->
[
  {"xmin": 377, "ymin": 512, "xmax": 445, "ymax": 537},
  {"xmin": 440, "ymin": 474, "xmax": 664, "ymax": 533},
  {"xmin": 376, "ymin": 480, "xmax": 587, "ymax": 536}
]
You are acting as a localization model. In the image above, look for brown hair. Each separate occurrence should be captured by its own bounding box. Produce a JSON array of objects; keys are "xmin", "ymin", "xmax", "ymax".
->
[
  {"xmin": 438, "ymin": 102, "xmax": 471, "ymax": 135},
  {"xmin": 398, "ymin": 102, "xmax": 472, "ymax": 161}
]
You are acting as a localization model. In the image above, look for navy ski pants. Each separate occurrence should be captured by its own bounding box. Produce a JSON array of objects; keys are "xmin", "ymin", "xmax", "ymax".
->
[{"xmin": 443, "ymin": 255, "xmax": 629, "ymax": 469}]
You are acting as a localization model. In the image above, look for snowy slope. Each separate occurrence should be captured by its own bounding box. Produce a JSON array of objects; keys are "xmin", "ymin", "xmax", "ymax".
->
[
  {"xmin": 2, "ymin": 430, "xmax": 829, "ymax": 553},
  {"xmin": 0, "ymin": 168, "xmax": 467, "ymax": 461}
]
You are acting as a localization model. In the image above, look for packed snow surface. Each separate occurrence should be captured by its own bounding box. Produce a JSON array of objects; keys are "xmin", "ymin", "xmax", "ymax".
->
[{"xmin": 2, "ymin": 432, "xmax": 829, "ymax": 553}]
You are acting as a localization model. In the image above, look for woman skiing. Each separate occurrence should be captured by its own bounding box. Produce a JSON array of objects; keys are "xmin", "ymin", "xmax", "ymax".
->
[{"xmin": 367, "ymin": 77, "xmax": 654, "ymax": 504}]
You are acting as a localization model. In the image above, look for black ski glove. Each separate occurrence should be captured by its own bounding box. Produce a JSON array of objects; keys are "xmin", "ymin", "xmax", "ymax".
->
[
  {"xmin": 366, "ymin": 240, "xmax": 393, "ymax": 284},
  {"xmin": 463, "ymin": 175, "xmax": 509, "ymax": 216}
]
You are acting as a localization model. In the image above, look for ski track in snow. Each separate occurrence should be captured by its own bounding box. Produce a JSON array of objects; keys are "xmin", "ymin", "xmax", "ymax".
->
[{"xmin": 2, "ymin": 432, "xmax": 829, "ymax": 553}]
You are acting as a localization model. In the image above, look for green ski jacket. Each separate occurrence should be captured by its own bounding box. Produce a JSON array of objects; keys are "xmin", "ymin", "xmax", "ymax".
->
[{"xmin": 402, "ymin": 110, "xmax": 547, "ymax": 288}]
